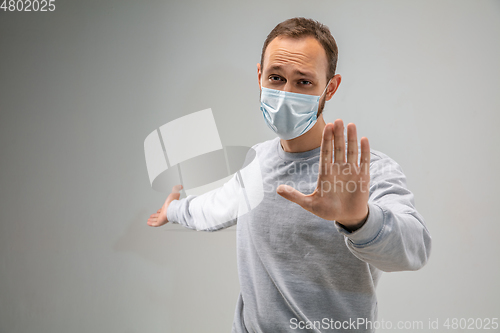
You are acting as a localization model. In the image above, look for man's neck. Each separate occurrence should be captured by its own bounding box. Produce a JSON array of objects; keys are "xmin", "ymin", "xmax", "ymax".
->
[{"xmin": 280, "ymin": 115, "xmax": 326, "ymax": 153}]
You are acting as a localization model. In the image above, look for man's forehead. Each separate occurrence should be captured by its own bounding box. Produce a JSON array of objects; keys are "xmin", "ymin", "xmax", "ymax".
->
[{"xmin": 263, "ymin": 36, "xmax": 327, "ymax": 75}]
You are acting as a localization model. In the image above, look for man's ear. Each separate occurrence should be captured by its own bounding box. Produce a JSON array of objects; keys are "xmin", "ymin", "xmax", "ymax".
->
[
  {"xmin": 326, "ymin": 74, "xmax": 342, "ymax": 101},
  {"xmin": 257, "ymin": 63, "xmax": 262, "ymax": 90}
]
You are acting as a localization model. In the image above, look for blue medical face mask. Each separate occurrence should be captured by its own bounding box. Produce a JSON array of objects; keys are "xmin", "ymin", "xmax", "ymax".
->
[{"xmin": 260, "ymin": 79, "xmax": 331, "ymax": 140}]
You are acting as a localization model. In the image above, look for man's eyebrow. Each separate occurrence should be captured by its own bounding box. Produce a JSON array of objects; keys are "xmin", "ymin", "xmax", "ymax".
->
[{"xmin": 268, "ymin": 65, "xmax": 316, "ymax": 78}]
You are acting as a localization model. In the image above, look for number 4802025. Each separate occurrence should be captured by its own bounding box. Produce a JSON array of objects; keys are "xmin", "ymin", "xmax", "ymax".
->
[{"xmin": 1, "ymin": 0, "xmax": 56, "ymax": 11}]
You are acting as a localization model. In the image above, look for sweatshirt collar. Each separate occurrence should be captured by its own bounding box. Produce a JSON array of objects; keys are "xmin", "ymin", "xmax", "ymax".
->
[{"xmin": 276, "ymin": 137, "xmax": 321, "ymax": 162}]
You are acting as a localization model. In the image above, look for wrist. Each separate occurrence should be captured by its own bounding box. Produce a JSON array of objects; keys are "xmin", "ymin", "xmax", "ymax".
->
[{"xmin": 337, "ymin": 206, "xmax": 369, "ymax": 232}]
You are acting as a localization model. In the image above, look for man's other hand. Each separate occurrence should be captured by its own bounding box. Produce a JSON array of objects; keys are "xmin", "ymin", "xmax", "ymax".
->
[{"xmin": 147, "ymin": 185, "xmax": 183, "ymax": 227}]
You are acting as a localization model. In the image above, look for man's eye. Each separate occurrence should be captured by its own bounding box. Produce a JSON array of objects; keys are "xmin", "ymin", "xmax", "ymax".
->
[
  {"xmin": 300, "ymin": 80, "xmax": 312, "ymax": 85},
  {"xmin": 270, "ymin": 76, "xmax": 283, "ymax": 82}
]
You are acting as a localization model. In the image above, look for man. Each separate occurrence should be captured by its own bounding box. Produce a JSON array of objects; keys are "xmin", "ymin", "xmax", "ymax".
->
[{"xmin": 148, "ymin": 17, "xmax": 431, "ymax": 332}]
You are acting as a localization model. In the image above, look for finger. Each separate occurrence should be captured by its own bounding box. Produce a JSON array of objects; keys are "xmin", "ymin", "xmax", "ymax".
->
[
  {"xmin": 333, "ymin": 119, "xmax": 345, "ymax": 164},
  {"xmin": 320, "ymin": 123, "xmax": 334, "ymax": 175},
  {"xmin": 346, "ymin": 123, "xmax": 358, "ymax": 165},
  {"xmin": 360, "ymin": 137, "xmax": 370, "ymax": 174},
  {"xmin": 276, "ymin": 185, "xmax": 312, "ymax": 212},
  {"xmin": 147, "ymin": 217, "xmax": 157, "ymax": 226}
]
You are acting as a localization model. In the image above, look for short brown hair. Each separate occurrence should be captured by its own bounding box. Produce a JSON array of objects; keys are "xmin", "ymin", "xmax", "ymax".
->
[{"xmin": 260, "ymin": 17, "xmax": 339, "ymax": 82}]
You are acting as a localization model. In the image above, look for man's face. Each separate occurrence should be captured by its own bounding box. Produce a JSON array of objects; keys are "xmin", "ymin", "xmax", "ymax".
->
[{"xmin": 258, "ymin": 36, "xmax": 336, "ymax": 115}]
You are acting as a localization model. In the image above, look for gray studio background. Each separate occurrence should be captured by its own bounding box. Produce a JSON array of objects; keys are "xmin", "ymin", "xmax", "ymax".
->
[{"xmin": 1, "ymin": 0, "xmax": 499, "ymax": 332}]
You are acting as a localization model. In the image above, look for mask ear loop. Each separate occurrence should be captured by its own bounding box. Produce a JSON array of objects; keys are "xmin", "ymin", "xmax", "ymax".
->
[
  {"xmin": 315, "ymin": 78, "xmax": 332, "ymax": 119},
  {"xmin": 320, "ymin": 78, "xmax": 332, "ymax": 99}
]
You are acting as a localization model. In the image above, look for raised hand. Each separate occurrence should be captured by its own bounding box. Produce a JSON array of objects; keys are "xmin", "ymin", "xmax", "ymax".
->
[
  {"xmin": 147, "ymin": 185, "xmax": 183, "ymax": 227},
  {"xmin": 277, "ymin": 119, "xmax": 370, "ymax": 230}
]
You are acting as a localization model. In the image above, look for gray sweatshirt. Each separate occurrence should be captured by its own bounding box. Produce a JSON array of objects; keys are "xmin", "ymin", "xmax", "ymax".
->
[{"xmin": 167, "ymin": 137, "xmax": 432, "ymax": 332}]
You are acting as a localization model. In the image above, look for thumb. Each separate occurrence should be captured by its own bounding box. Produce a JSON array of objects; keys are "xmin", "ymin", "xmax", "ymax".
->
[
  {"xmin": 166, "ymin": 184, "xmax": 183, "ymax": 204},
  {"xmin": 276, "ymin": 185, "xmax": 311, "ymax": 211},
  {"xmin": 162, "ymin": 185, "xmax": 183, "ymax": 222}
]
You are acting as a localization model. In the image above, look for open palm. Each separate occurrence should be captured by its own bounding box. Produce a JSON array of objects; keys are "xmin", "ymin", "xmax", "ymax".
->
[
  {"xmin": 277, "ymin": 119, "xmax": 370, "ymax": 229},
  {"xmin": 147, "ymin": 185, "xmax": 183, "ymax": 227}
]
